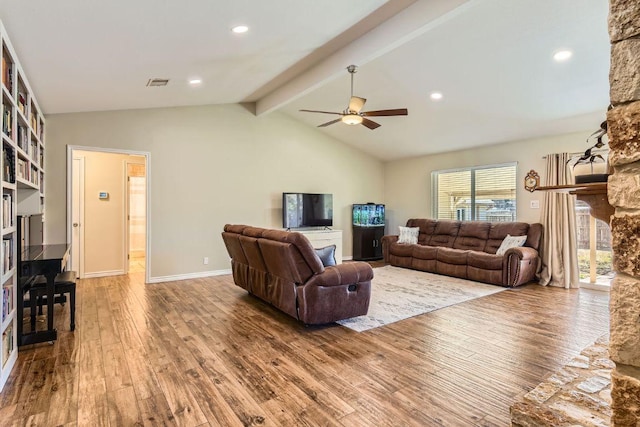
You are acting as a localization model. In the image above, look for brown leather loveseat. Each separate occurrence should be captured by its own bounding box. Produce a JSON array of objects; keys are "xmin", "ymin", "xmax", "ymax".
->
[
  {"xmin": 222, "ymin": 224, "xmax": 373, "ymax": 325},
  {"xmin": 381, "ymin": 219, "xmax": 543, "ymax": 287}
]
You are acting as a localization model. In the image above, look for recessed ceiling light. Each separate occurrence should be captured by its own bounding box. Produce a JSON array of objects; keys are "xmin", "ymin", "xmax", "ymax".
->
[
  {"xmin": 189, "ymin": 79, "xmax": 202, "ymax": 86},
  {"xmin": 430, "ymin": 92, "xmax": 443, "ymax": 101},
  {"xmin": 553, "ymin": 50, "xmax": 573, "ymax": 62},
  {"xmin": 231, "ymin": 25, "xmax": 249, "ymax": 34}
]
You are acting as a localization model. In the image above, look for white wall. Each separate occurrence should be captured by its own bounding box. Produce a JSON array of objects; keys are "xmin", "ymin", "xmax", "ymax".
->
[
  {"xmin": 383, "ymin": 131, "xmax": 593, "ymax": 233},
  {"xmin": 44, "ymin": 104, "xmax": 384, "ymax": 280}
]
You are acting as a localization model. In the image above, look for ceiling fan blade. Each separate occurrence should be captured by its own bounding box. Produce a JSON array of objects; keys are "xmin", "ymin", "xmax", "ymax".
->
[
  {"xmin": 361, "ymin": 118, "xmax": 381, "ymax": 130},
  {"xmin": 362, "ymin": 108, "xmax": 408, "ymax": 117},
  {"xmin": 348, "ymin": 96, "xmax": 367, "ymax": 113},
  {"xmin": 299, "ymin": 109, "xmax": 342, "ymax": 115},
  {"xmin": 318, "ymin": 118, "xmax": 342, "ymax": 127}
]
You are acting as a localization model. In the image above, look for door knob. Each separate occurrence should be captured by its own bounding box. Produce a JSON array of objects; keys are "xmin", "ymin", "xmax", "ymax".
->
[{"xmin": 73, "ymin": 223, "xmax": 79, "ymax": 227}]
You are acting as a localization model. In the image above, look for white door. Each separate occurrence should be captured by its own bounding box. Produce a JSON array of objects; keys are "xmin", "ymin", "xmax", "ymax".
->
[{"xmin": 71, "ymin": 156, "xmax": 85, "ymax": 277}]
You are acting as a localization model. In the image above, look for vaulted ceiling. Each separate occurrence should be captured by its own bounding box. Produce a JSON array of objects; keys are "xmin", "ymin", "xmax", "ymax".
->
[{"xmin": 0, "ymin": 0, "xmax": 610, "ymax": 160}]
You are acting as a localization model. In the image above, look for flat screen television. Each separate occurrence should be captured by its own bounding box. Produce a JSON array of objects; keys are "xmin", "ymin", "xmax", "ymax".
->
[{"xmin": 282, "ymin": 193, "xmax": 333, "ymax": 229}]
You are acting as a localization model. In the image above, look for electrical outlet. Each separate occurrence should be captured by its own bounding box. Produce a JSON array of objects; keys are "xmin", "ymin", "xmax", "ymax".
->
[{"xmin": 203, "ymin": 257, "xmax": 209, "ymax": 265}]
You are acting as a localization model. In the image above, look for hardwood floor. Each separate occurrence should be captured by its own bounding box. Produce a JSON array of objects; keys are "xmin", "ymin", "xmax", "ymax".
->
[{"xmin": 0, "ymin": 270, "xmax": 609, "ymax": 426}]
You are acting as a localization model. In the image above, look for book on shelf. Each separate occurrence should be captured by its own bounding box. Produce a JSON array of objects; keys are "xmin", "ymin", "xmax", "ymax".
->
[
  {"xmin": 2, "ymin": 325, "xmax": 13, "ymax": 367},
  {"xmin": 30, "ymin": 165, "xmax": 38, "ymax": 185},
  {"xmin": 2, "ymin": 284, "xmax": 13, "ymax": 323},
  {"xmin": 17, "ymin": 92, "xmax": 25, "ymax": 114},
  {"xmin": 2, "ymin": 108, "xmax": 11, "ymax": 137},
  {"xmin": 29, "ymin": 139, "xmax": 37, "ymax": 160},
  {"xmin": 16, "ymin": 158, "xmax": 28, "ymax": 181},
  {"xmin": 29, "ymin": 112, "xmax": 37, "ymax": 133},
  {"xmin": 2, "ymin": 146, "xmax": 15, "ymax": 183},
  {"xmin": 16, "ymin": 124, "xmax": 27, "ymax": 152},
  {"xmin": 2, "ymin": 55, "xmax": 12, "ymax": 91},
  {"xmin": 2, "ymin": 194, "xmax": 12, "ymax": 229},
  {"xmin": 2, "ymin": 238, "xmax": 12, "ymax": 274},
  {"xmin": 0, "ymin": 56, "xmax": 6, "ymax": 89}
]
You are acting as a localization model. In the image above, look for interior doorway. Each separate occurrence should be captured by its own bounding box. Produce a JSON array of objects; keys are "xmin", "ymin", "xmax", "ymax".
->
[
  {"xmin": 127, "ymin": 163, "xmax": 146, "ymax": 273},
  {"xmin": 67, "ymin": 146, "xmax": 150, "ymax": 282}
]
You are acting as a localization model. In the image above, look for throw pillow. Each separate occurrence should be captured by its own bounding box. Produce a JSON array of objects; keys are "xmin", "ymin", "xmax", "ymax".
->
[
  {"xmin": 315, "ymin": 245, "xmax": 337, "ymax": 267},
  {"xmin": 398, "ymin": 226, "xmax": 419, "ymax": 244},
  {"xmin": 496, "ymin": 234, "xmax": 527, "ymax": 255}
]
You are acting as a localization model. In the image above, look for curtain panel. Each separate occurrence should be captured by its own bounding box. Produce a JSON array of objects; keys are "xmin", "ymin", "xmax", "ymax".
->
[{"xmin": 537, "ymin": 153, "xmax": 580, "ymax": 289}]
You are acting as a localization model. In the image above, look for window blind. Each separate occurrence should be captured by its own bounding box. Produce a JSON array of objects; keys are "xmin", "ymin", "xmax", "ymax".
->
[{"xmin": 432, "ymin": 163, "xmax": 517, "ymax": 222}]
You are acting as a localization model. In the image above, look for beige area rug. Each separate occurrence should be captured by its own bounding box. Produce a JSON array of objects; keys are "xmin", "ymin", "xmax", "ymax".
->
[{"xmin": 336, "ymin": 265, "xmax": 507, "ymax": 332}]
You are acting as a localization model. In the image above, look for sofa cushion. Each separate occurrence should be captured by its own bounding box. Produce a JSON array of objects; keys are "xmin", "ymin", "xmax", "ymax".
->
[
  {"xmin": 412, "ymin": 245, "xmax": 438, "ymax": 260},
  {"xmin": 398, "ymin": 226, "xmax": 419, "ymax": 244},
  {"xmin": 389, "ymin": 242, "xmax": 415, "ymax": 257},
  {"xmin": 261, "ymin": 229, "xmax": 324, "ymax": 274},
  {"xmin": 496, "ymin": 234, "xmax": 527, "ymax": 255},
  {"xmin": 436, "ymin": 247, "xmax": 468, "ymax": 265},
  {"xmin": 436, "ymin": 250, "xmax": 468, "ymax": 278},
  {"xmin": 390, "ymin": 254, "xmax": 413, "ymax": 268},
  {"xmin": 242, "ymin": 226, "xmax": 265, "ymax": 238},
  {"xmin": 406, "ymin": 219, "xmax": 437, "ymax": 245},
  {"xmin": 427, "ymin": 220, "xmax": 461, "ymax": 247},
  {"xmin": 467, "ymin": 251, "xmax": 503, "ymax": 270},
  {"xmin": 452, "ymin": 221, "xmax": 490, "ymax": 251},
  {"xmin": 485, "ymin": 222, "xmax": 530, "ymax": 254}
]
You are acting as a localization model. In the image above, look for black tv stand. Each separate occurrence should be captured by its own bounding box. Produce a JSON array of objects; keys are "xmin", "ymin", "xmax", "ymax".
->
[{"xmin": 353, "ymin": 225, "xmax": 385, "ymax": 261}]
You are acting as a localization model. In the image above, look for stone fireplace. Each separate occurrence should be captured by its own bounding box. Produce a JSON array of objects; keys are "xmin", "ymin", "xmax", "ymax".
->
[{"xmin": 607, "ymin": 0, "xmax": 640, "ymax": 424}]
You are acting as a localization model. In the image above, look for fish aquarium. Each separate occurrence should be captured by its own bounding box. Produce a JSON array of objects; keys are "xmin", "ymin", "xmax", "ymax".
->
[{"xmin": 352, "ymin": 204, "xmax": 385, "ymax": 227}]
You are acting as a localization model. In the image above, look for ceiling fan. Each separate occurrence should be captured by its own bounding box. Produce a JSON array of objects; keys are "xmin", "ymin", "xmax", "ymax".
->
[{"xmin": 299, "ymin": 65, "xmax": 408, "ymax": 130}]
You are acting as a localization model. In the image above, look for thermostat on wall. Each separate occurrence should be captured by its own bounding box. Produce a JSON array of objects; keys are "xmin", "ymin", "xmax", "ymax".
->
[{"xmin": 99, "ymin": 192, "xmax": 109, "ymax": 200}]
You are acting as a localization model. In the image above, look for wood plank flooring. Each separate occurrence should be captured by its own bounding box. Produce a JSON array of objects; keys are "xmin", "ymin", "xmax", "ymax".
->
[{"xmin": 0, "ymin": 270, "xmax": 609, "ymax": 426}]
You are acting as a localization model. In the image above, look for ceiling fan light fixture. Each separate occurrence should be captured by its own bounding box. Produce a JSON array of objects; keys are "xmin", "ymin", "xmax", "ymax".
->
[{"xmin": 342, "ymin": 114, "xmax": 363, "ymax": 125}]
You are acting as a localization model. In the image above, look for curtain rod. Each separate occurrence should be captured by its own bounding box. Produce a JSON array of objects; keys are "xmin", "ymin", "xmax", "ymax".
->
[{"xmin": 541, "ymin": 148, "xmax": 608, "ymax": 159}]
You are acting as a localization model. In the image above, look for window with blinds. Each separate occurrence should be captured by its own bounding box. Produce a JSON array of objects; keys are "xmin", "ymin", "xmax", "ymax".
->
[{"xmin": 431, "ymin": 163, "xmax": 517, "ymax": 222}]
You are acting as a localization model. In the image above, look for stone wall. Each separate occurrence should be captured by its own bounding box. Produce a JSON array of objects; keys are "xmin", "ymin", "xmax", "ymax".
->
[{"xmin": 607, "ymin": 1, "xmax": 640, "ymax": 425}]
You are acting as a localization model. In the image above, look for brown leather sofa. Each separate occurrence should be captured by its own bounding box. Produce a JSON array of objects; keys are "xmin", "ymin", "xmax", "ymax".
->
[
  {"xmin": 381, "ymin": 219, "xmax": 543, "ymax": 287},
  {"xmin": 222, "ymin": 224, "xmax": 373, "ymax": 324}
]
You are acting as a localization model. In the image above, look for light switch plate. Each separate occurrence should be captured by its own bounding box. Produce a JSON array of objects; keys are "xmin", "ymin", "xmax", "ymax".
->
[{"xmin": 530, "ymin": 200, "xmax": 540, "ymax": 209}]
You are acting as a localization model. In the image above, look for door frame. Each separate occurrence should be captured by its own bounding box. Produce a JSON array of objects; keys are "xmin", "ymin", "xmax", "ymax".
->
[
  {"xmin": 71, "ymin": 155, "xmax": 86, "ymax": 278},
  {"xmin": 66, "ymin": 145, "xmax": 152, "ymax": 284}
]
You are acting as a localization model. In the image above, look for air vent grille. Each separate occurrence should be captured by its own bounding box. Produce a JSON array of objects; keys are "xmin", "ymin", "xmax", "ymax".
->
[{"xmin": 146, "ymin": 78, "xmax": 169, "ymax": 87}]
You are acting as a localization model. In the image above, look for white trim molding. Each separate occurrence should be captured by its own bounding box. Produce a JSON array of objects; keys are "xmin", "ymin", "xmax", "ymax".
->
[
  {"xmin": 83, "ymin": 270, "xmax": 126, "ymax": 279},
  {"xmin": 148, "ymin": 269, "xmax": 232, "ymax": 284}
]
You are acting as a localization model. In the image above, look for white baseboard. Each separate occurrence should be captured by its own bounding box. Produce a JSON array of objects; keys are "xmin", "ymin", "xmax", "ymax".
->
[
  {"xmin": 148, "ymin": 269, "xmax": 232, "ymax": 284},
  {"xmin": 83, "ymin": 270, "xmax": 126, "ymax": 279},
  {"xmin": 342, "ymin": 256, "xmax": 353, "ymax": 261}
]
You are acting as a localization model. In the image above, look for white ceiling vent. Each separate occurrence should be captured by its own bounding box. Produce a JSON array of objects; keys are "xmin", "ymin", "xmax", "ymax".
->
[{"xmin": 146, "ymin": 78, "xmax": 169, "ymax": 87}]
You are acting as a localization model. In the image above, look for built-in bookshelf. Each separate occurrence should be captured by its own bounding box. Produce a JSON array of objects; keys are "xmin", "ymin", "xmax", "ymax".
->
[{"xmin": 0, "ymin": 19, "xmax": 46, "ymax": 391}]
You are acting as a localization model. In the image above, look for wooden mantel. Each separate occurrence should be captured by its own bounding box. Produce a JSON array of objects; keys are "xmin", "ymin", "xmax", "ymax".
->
[{"xmin": 536, "ymin": 182, "xmax": 613, "ymax": 223}]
